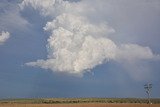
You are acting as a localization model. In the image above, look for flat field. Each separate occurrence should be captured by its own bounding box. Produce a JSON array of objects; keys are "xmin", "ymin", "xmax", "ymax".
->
[
  {"xmin": 0, "ymin": 103, "xmax": 160, "ymax": 107},
  {"xmin": 0, "ymin": 98, "xmax": 160, "ymax": 107}
]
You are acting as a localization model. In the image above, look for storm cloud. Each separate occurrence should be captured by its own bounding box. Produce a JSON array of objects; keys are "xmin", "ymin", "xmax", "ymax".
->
[{"xmin": 20, "ymin": 0, "xmax": 159, "ymax": 77}]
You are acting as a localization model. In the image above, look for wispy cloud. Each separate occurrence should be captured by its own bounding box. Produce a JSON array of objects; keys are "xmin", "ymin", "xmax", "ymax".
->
[{"xmin": 0, "ymin": 0, "xmax": 29, "ymax": 31}]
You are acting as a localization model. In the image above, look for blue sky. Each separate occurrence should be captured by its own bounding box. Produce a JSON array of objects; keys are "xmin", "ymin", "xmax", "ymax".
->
[{"xmin": 0, "ymin": 0, "xmax": 160, "ymax": 99}]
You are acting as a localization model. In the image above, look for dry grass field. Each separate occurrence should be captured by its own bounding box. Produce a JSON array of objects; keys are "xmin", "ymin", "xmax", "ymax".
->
[
  {"xmin": 0, "ymin": 103, "xmax": 160, "ymax": 107},
  {"xmin": 1, "ymin": 98, "xmax": 160, "ymax": 107}
]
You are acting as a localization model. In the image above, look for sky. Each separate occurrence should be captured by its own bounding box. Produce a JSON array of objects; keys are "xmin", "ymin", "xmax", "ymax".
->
[{"xmin": 0, "ymin": 0, "xmax": 160, "ymax": 99}]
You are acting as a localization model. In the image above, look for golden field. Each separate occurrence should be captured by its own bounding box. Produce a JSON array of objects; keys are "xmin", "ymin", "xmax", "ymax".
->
[{"xmin": 0, "ymin": 103, "xmax": 160, "ymax": 107}]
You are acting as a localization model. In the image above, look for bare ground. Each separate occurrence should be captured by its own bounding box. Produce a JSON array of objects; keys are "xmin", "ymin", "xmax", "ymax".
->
[{"xmin": 0, "ymin": 103, "xmax": 160, "ymax": 107}]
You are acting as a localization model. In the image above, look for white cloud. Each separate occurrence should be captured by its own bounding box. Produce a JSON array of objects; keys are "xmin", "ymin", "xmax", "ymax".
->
[
  {"xmin": 20, "ymin": 0, "xmax": 70, "ymax": 17},
  {"xmin": 26, "ymin": 13, "xmax": 116, "ymax": 75},
  {"xmin": 0, "ymin": 31, "xmax": 10, "ymax": 45},
  {"xmin": 115, "ymin": 44, "xmax": 154, "ymax": 62},
  {"xmin": 21, "ymin": 0, "xmax": 159, "ymax": 77}
]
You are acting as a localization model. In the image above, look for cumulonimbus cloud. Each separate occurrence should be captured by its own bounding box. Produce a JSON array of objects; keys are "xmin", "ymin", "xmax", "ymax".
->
[
  {"xmin": 20, "ymin": 0, "xmax": 158, "ymax": 76},
  {"xmin": 0, "ymin": 31, "xmax": 10, "ymax": 45}
]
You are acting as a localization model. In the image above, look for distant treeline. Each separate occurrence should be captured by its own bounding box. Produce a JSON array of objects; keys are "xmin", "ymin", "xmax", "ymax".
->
[{"xmin": 0, "ymin": 98, "xmax": 160, "ymax": 104}]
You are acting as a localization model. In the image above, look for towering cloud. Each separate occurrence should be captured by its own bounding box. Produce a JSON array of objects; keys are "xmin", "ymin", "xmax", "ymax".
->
[
  {"xmin": 21, "ymin": 0, "xmax": 158, "ymax": 76},
  {"xmin": 0, "ymin": 31, "xmax": 10, "ymax": 45}
]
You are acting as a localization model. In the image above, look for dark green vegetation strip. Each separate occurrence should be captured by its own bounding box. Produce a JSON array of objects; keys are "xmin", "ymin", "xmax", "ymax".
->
[{"xmin": 0, "ymin": 98, "xmax": 160, "ymax": 104}]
